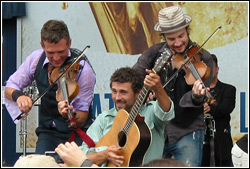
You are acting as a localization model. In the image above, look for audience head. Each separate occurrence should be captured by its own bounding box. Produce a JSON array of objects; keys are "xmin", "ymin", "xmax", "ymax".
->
[{"xmin": 14, "ymin": 154, "xmax": 60, "ymax": 167}]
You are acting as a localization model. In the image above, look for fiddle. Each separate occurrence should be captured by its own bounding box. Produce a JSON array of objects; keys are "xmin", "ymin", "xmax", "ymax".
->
[
  {"xmin": 172, "ymin": 43, "xmax": 210, "ymax": 85},
  {"xmin": 51, "ymin": 60, "xmax": 80, "ymax": 103},
  {"xmin": 50, "ymin": 58, "xmax": 81, "ymax": 128},
  {"xmin": 172, "ymin": 42, "xmax": 217, "ymax": 105}
]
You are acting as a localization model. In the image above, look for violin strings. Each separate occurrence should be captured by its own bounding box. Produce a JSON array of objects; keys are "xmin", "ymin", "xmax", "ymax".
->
[
  {"xmin": 188, "ymin": 63, "xmax": 213, "ymax": 100},
  {"xmin": 188, "ymin": 63, "xmax": 202, "ymax": 81}
]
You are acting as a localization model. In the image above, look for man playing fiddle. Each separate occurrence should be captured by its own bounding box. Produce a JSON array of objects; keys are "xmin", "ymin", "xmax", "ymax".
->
[
  {"xmin": 4, "ymin": 20, "xmax": 96, "ymax": 154},
  {"xmin": 133, "ymin": 6, "xmax": 214, "ymax": 166}
]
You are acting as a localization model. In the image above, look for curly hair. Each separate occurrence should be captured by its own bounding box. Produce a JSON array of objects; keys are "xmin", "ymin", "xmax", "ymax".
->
[{"xmin": 110, "ymin": 67, "xmax": 144, "ymax": 94}]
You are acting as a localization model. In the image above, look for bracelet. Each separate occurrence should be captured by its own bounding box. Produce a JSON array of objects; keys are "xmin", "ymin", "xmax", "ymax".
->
[
  {"xmin": 12, "ymin": 90, "xmax": 25, "ymax": 102},
  {"xmin": 80, "ymin": 158, "xmax": 95, "ymax": 167}
]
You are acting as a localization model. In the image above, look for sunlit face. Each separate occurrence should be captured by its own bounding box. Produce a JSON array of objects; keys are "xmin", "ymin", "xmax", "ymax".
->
[
  {"xmin": 111, "ymin": 82, "xmax": 139, "ymax": 113},
  {"xmin": 41, "ymin": 38, "xmax": 71, "ymax": 67},
  {"xmin": 164, "ymin": 28, "xmax": 189, "ymax": 54}
]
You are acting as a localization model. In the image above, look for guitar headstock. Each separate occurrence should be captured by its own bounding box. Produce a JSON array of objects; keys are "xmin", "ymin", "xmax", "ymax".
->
[{"xmin": 153, "ymin": 48, "xmax": 172, "ymax": 74}]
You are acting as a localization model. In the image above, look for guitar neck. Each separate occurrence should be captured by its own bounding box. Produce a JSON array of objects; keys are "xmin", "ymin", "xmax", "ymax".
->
[{"xmin": 123, "ymin": 85, "xmax": 150, "ymax": 134}]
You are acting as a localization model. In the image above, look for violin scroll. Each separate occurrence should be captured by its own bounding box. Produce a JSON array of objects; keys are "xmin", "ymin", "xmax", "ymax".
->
[
  {"xmin": 205, "ymin": 91, "xmax": 217, "ymax": 106},
  {"xmin": 207, "ymin": 98, "xmax": 217, "ymax": 106}
]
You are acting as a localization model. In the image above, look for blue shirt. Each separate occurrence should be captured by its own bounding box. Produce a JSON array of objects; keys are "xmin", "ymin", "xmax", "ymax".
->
[{"xmin": 80, "ymin": 100, "xmax": 175, "ymax": 165}]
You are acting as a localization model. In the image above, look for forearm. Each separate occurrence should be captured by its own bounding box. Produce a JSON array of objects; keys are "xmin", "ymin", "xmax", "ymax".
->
[
  {"xmin": 58, "ymin": 101, "xmax": 89, "ymax": 128},
  {"xmin": 75, "ymin": 111, "xmax": 88, "ymax": 128},
  {"xmin": 87, "ymin": 150, "xmax": 108, "ymax": 166},
  {"xmin": 5, "ymin": 87, "xmax": 18, "ymax": 101},
  {"xmin": 87, "ymin": 146, "xmax": 124, "ymax": 167},
  {"xmin": 65, "ymin": 110, "xmax": 88, "ymax": 128},
  {"xmin": 155, "ymin": 87, "xmax": 171, "ymax": 112},
  {"xmin": 5, "ymin": 87, "xmax": 33, "ymax": 114}
]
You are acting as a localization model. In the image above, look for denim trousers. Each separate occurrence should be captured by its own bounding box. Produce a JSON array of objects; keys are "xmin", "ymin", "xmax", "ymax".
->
[
  {"xmin": 35, "ymin": 131, "xmax": 83, "ymax": 154},
  {"xmin": 163, "ymin": 129, "xmax": 204, "ymax": 167}
]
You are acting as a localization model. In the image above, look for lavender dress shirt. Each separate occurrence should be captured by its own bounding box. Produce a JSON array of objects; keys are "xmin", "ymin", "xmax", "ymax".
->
[{"xmin": 4, "ymin": 49, "xmax": 96, "ymax": 124}]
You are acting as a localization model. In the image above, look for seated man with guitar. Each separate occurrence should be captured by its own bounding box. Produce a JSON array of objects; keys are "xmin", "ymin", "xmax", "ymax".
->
[
  {"xmin": 56, "ymin": 66, "xmax": 208, "ymax": 167},
  {"xmin": 57, "ymin": 67, "xmax": 174, "ymax": 167}
]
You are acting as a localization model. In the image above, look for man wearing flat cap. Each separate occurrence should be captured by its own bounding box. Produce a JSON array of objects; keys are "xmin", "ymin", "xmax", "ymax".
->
[{"xmin": 133, "ymin": 5, "xmax": 214, "ymax": 166}]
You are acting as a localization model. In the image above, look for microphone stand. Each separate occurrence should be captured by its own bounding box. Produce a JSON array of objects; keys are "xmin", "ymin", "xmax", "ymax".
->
[
  {"xmin": 19, "ymin": 80, "xmax": 40, "ymax": 156},
  {"xmin": 19, "ymin": 117, "xmax": 27, "ymax": 156}
]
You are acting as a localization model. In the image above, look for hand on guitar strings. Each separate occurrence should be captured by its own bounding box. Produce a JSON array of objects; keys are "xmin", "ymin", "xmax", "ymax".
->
[{"xmin": 106, "ymin": 145, "xmax": 124, "ymax": 167}]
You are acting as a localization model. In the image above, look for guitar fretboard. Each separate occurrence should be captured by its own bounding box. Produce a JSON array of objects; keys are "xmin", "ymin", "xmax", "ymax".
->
[{"xmin": 123, "ymin": 85, "xmax": 150, "ymax": 134}]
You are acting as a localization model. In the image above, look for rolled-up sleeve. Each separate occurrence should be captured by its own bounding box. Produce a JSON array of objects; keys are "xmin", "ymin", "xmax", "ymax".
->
[
  {"xmin": 4, "ymin": 49, "xmax": 43, "ymax": 123},
  {"xmin": 154, "ymin": 100, "xmax": 175, "ymax": 121}
]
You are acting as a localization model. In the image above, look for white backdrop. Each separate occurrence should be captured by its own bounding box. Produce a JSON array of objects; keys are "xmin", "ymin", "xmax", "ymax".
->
[{"xmin": 11, "ymin": 2, "xmax": 249, "ymax": 151}]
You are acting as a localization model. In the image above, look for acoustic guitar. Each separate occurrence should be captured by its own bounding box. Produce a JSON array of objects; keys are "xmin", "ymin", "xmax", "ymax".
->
[{"xmin": 95, "ymin": 48, "xmax": 172, "ymax": 167}]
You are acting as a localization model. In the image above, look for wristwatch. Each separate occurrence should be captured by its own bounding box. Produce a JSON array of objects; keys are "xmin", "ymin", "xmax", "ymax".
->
[{"xmin": 80, "ymin": 158, "xmax": 95, "ymax": 167}]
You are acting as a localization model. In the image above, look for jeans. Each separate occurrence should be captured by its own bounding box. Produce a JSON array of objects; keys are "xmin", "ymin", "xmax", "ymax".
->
[
  {"xmin": 35, "ymin": 131, "xmax": 83, "ymax": 154},
  {"xmin": 163, "ymin": 129, "xmax": 204, "ymax": 167}
]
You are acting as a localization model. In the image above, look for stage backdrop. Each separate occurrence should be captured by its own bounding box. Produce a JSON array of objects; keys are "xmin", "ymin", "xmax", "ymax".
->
[{"xmin": 3, "ymin": 2, "xmax": 248, "ymax": 153}]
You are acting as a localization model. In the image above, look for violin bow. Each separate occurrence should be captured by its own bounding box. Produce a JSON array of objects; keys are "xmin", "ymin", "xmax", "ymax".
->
[
  {"xmin": 15, "ymin": 46, "xmax": 90, "ymax": 121},
  {"xmin": 181, "ymin": 26, "xmax": 222, "ymax": 68}
]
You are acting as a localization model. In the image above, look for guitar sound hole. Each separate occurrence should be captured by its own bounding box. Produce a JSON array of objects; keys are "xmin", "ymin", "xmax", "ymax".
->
[{"xmin": 118, "ymin": 131, "xmax": 127, "ymax": 147}]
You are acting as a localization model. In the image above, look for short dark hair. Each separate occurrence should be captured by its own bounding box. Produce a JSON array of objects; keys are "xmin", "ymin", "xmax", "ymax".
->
[
  {"xmin": 41, "ymin": 20, "xmax": 70, "ymax": 45},
  {"xmin": 211, "ymin": 54, "xmax": 218, "ymax": 67},
  {"xmin": 110, "ymin": 67, "xmax": 144, "ymax": 94}
]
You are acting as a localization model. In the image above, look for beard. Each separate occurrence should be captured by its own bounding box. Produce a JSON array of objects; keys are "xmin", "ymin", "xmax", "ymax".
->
[
  {"xmin": 115, "ymin": 99, "xmax": 126, "ymax": 110},
  {"xmin": 115, "ymin": 100, "xmax": 133, "ymax": 113}
]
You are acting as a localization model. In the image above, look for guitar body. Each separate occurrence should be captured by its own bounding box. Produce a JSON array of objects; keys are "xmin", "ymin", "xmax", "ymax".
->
[{"xmin": 95, "ymin": 109, "xmax": 152, "ymax": 167}]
